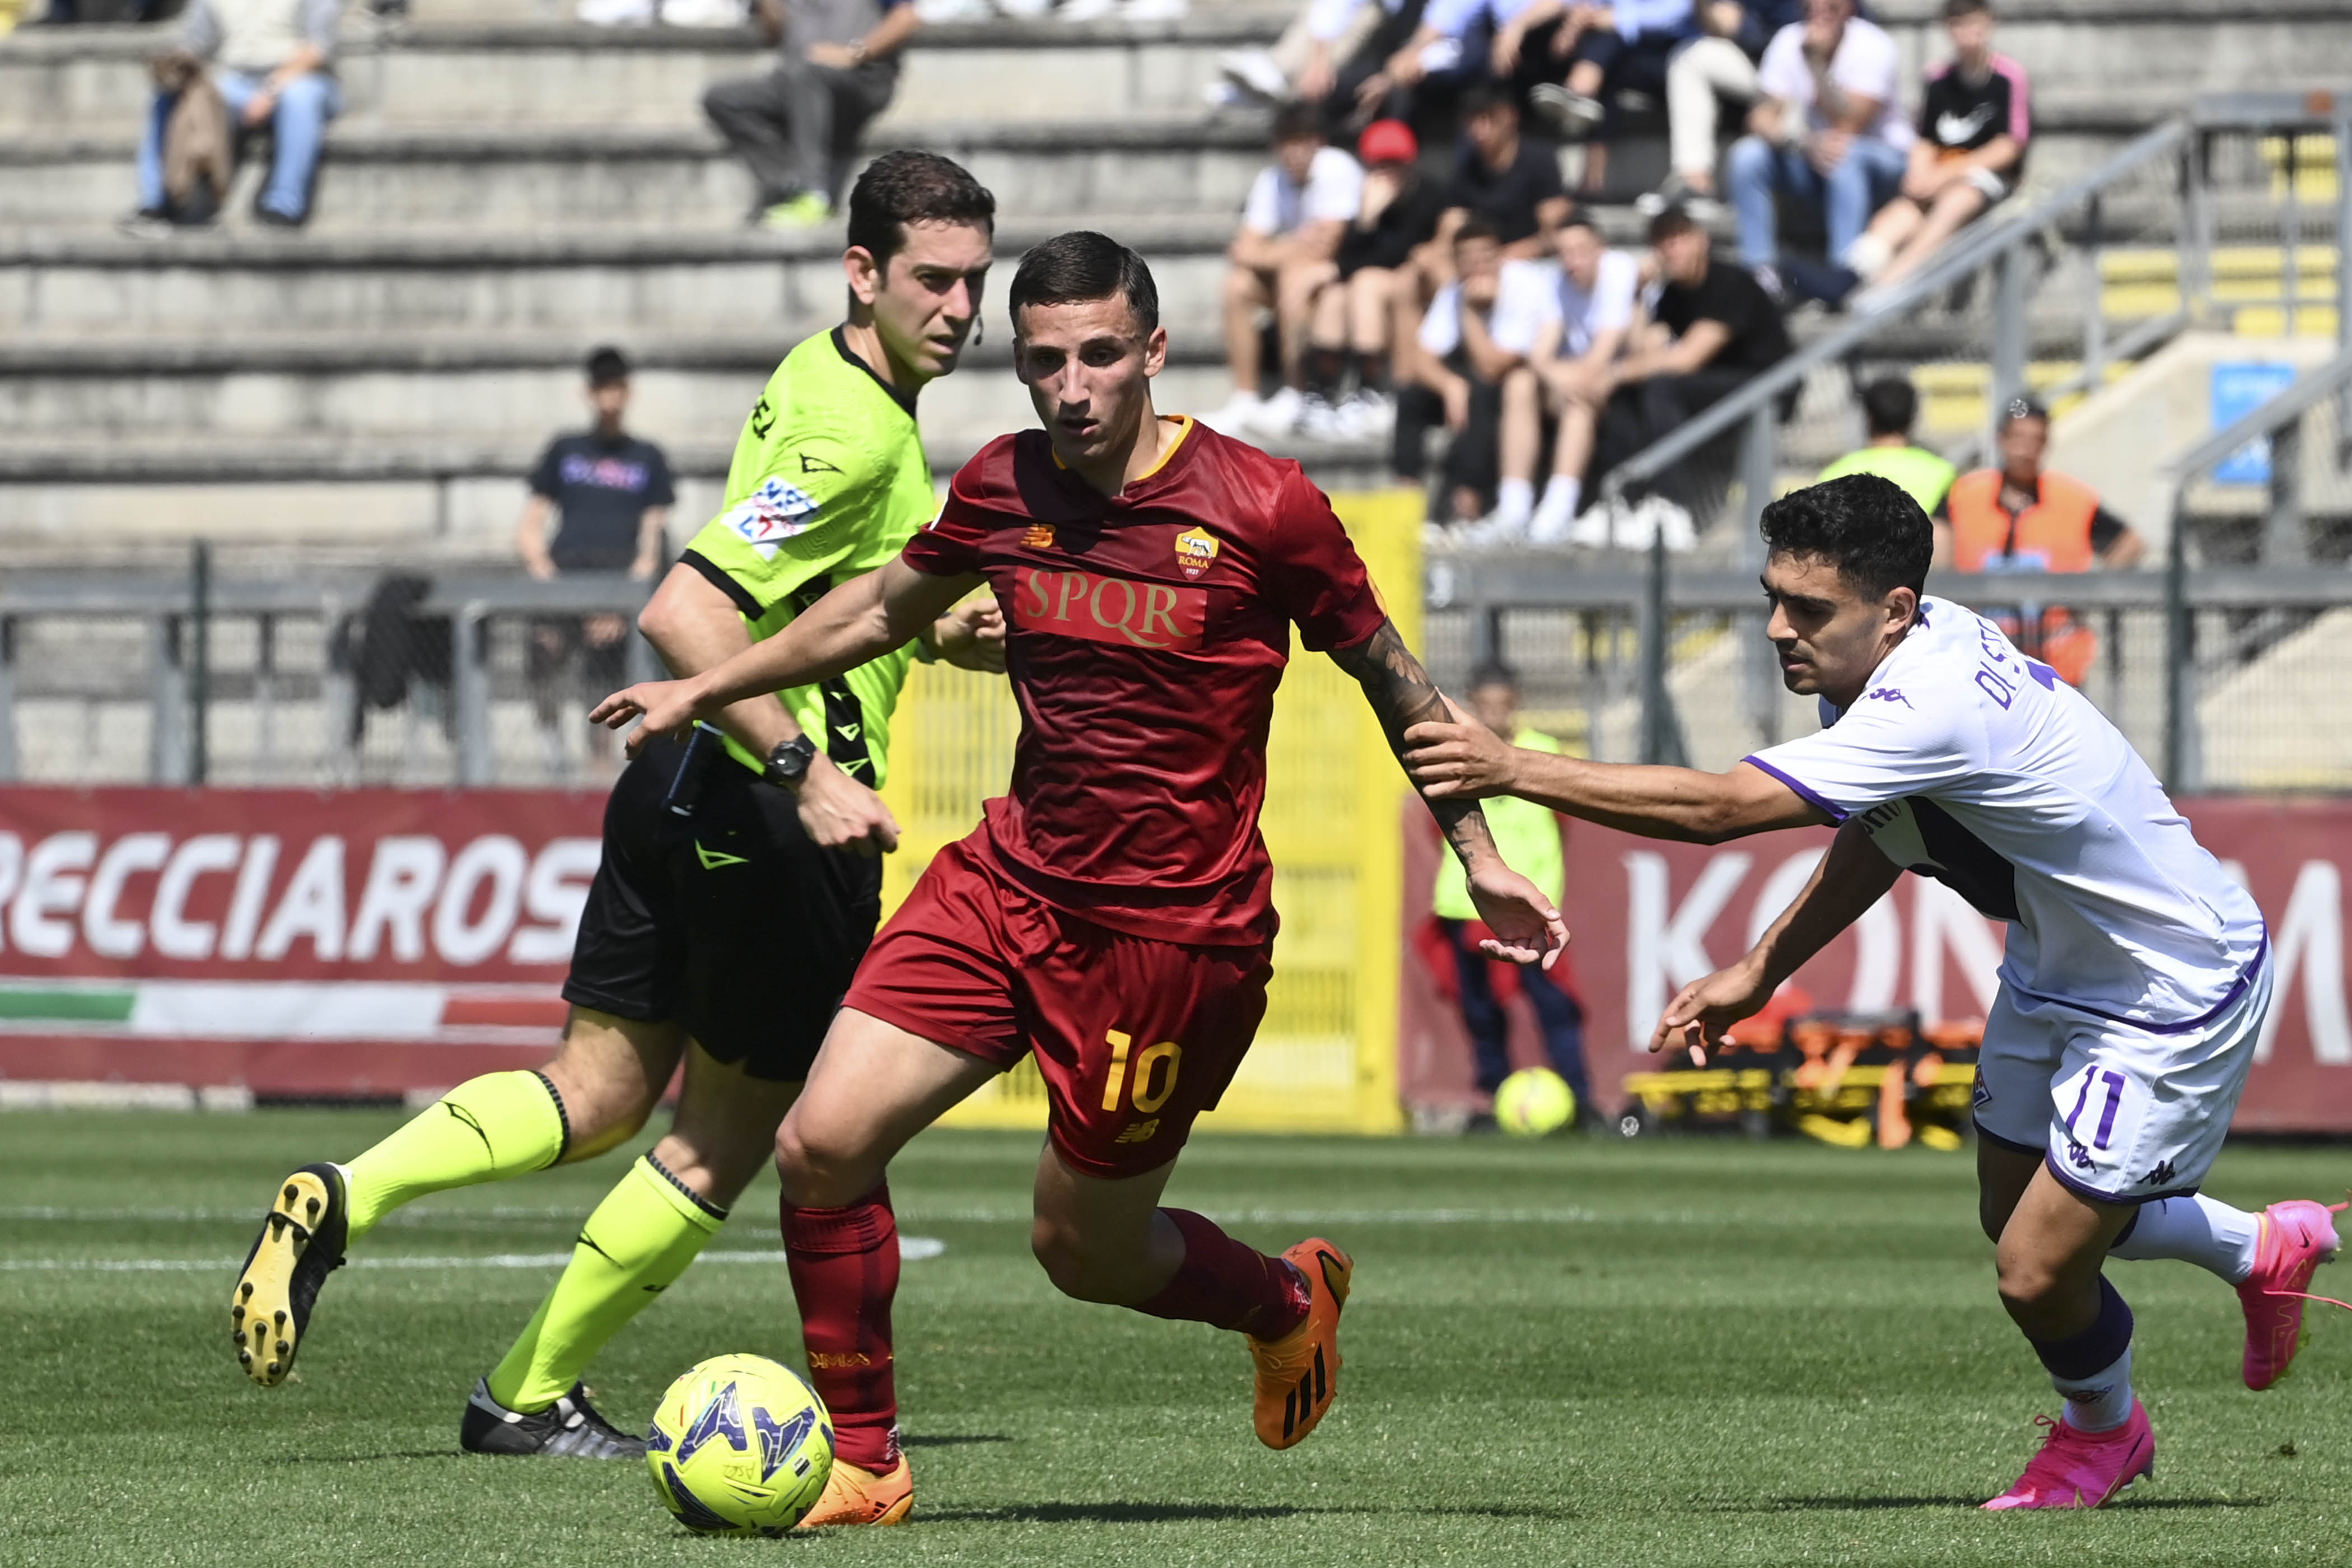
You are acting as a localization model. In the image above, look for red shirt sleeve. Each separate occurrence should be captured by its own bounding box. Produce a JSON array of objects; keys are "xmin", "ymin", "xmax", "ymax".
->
[
  {"xmin": 1264, "ymin": 469, "xmax": 1388, "ymax": 652},
  {"xmin": 900, "ymin": 454, "xmax": 992, "ymax": 578}
]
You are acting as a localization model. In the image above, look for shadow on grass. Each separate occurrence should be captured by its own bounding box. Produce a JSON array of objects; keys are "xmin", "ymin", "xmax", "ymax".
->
[
  {"xmin": 918, "ymin": 1501, "xmax": 1580, "ymax": 1526},
  {"xmin": 904, "ymin": 1434, "xmax": 1014, "ymax": 1448},
  {"xmin": 1728, "ymin": 1495, "xmax": 2271, "ymax": 1514}
]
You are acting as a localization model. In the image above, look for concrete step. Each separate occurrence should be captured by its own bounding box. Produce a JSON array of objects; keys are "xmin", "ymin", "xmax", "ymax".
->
[
  {"xmin": 0, "ymin": 115, "xmax": 1272, "ymax": 230},
  {"xmin": 0, "ymin": 16, "xmax": 1284, "ymax": 136},
  {"xmin": 0, "ymin": 215, "xmax": 1233, "ymax": 335}
]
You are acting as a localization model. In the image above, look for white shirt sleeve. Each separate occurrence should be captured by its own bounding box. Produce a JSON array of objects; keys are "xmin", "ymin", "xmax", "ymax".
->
[
  {"xmin": 1240, "ymin": 166, "xmax": 1284, "ymax": 236},
  {"xmin": 1833, "ymin": 20, "xmax": 1912, "ymax": 146},
  {"xmin": 1591, "ymin": 250, "xmax": 1638, "ymax": 333},
  {"xmin": 1419, "ymin": 285, "xmax": 1463, "ymax": 358},
  {"xmin": 1420, "ymin": 0, "xmax": 1485, "ymax": 43},
  {"xmin": 1303, "ymin": 147, "xmax": 1366, "ymax": 223},
  {"xmin": 1754, "ymin": 25, "xmax": 1809, "ymax": 107},
  {"xmin": 1485, "ymin": 262, "xmax": 1557, "ymax": 356},
  {"xmin": 1744, "ymin": 692, "xmax": 1978, "ymax": 821},
  {"xmin": 1305, "ymin": 0, "xmax": 1363, "ymax": 43}
]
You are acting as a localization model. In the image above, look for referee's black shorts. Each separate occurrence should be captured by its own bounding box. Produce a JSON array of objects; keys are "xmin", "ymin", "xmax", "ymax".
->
[{"xmin": 562, "ymin": 729, "xmax": 884, "ymax": 1081}]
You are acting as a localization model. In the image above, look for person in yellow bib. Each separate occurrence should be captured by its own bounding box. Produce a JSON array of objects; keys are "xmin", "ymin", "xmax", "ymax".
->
[
  {"xmin": 225, "ymin": 155, "xmax": 1004, "ymax": 1506},
  {"xmin": 1430, "ymin": 664, "xmax": 1595, "ymax": 1130},
  {"xmin": 1818, "ymin": 375, "xmax": 1956, "ymax": 519}
]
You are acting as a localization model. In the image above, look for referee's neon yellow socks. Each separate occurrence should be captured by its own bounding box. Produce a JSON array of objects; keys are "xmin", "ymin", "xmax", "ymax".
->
[
  {"xmin": 487, "ymin": 1154, "xmax": 725, "ymax": 1412},
  {"xmin": 342, "ymin": 1070, "xmax": 568, "ymax": 1241}
]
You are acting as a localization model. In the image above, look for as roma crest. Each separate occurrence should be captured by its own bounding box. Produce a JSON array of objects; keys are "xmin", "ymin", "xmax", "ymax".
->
[{"xmin": 1174, "ymin": 527, "xmax": 1219, "ymax": 581}]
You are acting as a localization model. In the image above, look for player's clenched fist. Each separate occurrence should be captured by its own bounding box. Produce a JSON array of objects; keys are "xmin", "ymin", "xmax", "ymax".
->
[
  {"xmin": 1401, "ymin": 715, "xmax": 1522, "ymax": 799},
  {"xmin": 1649, "ymin": 956, "xmax": 1774, "ymax": 1067},
  {"xmin": 590, "ymin": 676, "xmax": 713, "ymax": 755},
  {"xmin": 1465, "ymin": 861, "xmax": 1570, "ymax": 970}
]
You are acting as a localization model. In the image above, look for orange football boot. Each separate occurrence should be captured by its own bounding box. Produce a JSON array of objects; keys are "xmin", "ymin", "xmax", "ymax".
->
[
  {"xmin": 1249, "ymin": 1238, "xmax": 1352, "ymax": 1449},
  {"xmin": 797, "ymin": 1455, "xmax": 913, "ymax": 1528}
]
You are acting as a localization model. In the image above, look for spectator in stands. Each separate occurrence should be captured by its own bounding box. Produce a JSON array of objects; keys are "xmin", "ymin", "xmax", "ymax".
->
[
  {"xmin": 1498, "ymin": 0, "xmax": 1695, "ymax": 168},
  {"xmin": 1845, "ymin": 0, "xmax": 2028, "ymax": 302},
  {"xmin": 1944, "ymin": 395, "xmax": 2143, "ymax": 684},
  {"xmin": 1644, "ymin": 0, "xmax": 1803, "ymax": 219},
  {"xmin": 1430, "ymin": 664, "xmax": 1594, "ymax": 1130},
  {"xmin": 1300, "ymin": 118, "xmax": 1448, "ymax": 439},
  {"xmin": 1211, "ymin": 0, "xmax": 1426, "ymax": 123},
  {"xmin": 1208, "ymin": 103, "xmax": 1366, "ymax": 436},
  {"xmin": 1819, "ymin": 374, "xmax": 1955, "ymax": 517},
  {"xmin": 517, "ymin": 348, "xmax": 675, "ymax": 744},
  {"xmin": 1394, "ymin": 218, "xmax": 1553, "ymax": 525},
  {"xmin": 703, "ymin": 0, "xmax": 918, "ymax": 228},
  {"xmin": 1586, "ymin": 204, "xmax": 1790, "ymax": 530},
  {"xmin": 1491, "ymin": 212, "xmax": 1641, "ymax": 541},
  {"xmin": 1723, "ymin": 0, "xmax": 1910, "ymax": 301},
  {"xmin": 124, "ymin": 0, "xmax": 343, "ymax": 233},
  {"xmin": 1354, "ymin": 0, "xmax": 1551, "ymax": 132}
]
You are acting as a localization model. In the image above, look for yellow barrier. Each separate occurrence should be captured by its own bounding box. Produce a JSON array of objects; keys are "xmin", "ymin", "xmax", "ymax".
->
[{"xmin": 877, "ymin": 489, "xmax": 1422, "ymax": 1137}]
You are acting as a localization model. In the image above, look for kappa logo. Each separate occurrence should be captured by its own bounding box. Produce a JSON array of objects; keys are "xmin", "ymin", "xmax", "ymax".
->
[
  {"xmin": 1021, "ymin": 523, "xmax": 1057, "ymax": 549},
  {"xmin": 2144, "ymin": 1159, "xmax": 2177, "ymax": 1187},
  {"xmin": 695, "ymin": 841, "xmax": 748, "ymax": 870},
  {"xmin": 720, "ymin": 477, "xmax": 822, "ymax": 559},
  {"xmin": 1174, "ymin": 526, "xmax": 1220, "ymax": 580},
  {"xmin": 1863, "ymin": 687, "xmax": 1913, "ymax": 708}
]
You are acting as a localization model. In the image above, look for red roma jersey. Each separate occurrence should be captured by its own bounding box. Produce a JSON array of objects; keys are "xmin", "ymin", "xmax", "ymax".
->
[{"xmin": 900, "ymin": 417, "xmax": 1387, "ymax": 945}]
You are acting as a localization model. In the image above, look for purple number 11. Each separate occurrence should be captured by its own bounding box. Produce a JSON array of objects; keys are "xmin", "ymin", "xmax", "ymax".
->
[{"xmin": 2064, "ymin": 1069, "xmax": 2127, "ymax": 1151}]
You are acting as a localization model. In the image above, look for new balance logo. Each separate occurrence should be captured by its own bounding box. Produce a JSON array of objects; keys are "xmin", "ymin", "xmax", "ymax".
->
[
  {"xmin": 1114, "ymin": 1118, "xmax": 1161, "ymax": 1144},
  {"xmin": 695, "ymin": 841, "xmax": 748, "ymax": 870}
]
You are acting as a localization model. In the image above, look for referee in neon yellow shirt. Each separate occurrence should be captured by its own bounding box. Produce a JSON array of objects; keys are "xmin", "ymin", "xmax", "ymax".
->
[
  {"xmin": 1431, "ymin": 664, "xmax": 1594, "ymax": 1128},
  {"xmin": 1818, "ymin": 375, "xmax": 1957, "ymax": 519}
]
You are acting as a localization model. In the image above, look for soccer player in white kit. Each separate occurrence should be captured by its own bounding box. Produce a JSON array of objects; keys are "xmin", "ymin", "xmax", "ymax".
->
[{"xmin": 1402, "ymin": 474, "xmax": 2342, "ymax": 1509}]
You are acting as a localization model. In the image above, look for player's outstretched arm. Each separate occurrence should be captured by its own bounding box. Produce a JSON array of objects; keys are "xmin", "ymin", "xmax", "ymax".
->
[
  {"xmin": 592, "ymin": 559, "xmax": 983, "ymax": 749},
  {"xmin": 1329, "ymin": 619, "xmax": 1569, "ymax": 969},
  {"xmin": 1650, "ymin": 821, "xmax": 1902, "ymax": 1064},
  {"xmin": 1401, "ymin": 715, "xmax": 1827, "ymax": 843}
]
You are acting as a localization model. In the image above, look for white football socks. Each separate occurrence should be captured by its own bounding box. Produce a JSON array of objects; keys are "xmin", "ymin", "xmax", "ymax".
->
[
  {"xmin": 1494, "ymin": 478, "xmax": 1534, "ymax": 531},
  {"xmin": 2107, "ymin": 1194, "xmax": 2261, "ymax": 1284},
  {"xmin": 2053, "ymin": 1346, "xmax": 2134, "ymax": 1433},
  {"xmin": 1528, "ymin": 475, "xmax": 1581, "ymax": 542}
]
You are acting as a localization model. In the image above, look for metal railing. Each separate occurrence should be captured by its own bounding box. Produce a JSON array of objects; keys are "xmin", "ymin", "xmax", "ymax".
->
[{"xmin": 0, "ymin": 550, "xmax": 662, "ymax": 789}]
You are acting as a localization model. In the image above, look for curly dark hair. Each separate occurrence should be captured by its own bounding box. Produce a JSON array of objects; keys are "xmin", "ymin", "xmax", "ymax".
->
[
  {"xmin": 1008, "ymin": 230, "xmax": 1160, "ymax": 336},
  {"xmin": 1759, "ymin": 474, "xmax": 1933, "ymax": 598},
  {"xmin": 844, "ymin": 150, "xmax": 996, "ymax": 269}
]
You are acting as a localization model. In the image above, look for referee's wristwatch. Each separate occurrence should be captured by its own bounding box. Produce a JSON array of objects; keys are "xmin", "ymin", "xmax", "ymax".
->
[{"xmin": 763, "ymin": 735, "xmax": 819, "ymax": 790}]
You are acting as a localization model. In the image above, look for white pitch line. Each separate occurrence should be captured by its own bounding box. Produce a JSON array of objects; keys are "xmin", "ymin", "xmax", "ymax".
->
[
  {"xmin": 0, "ymin": 1239, "xmax": 947, "ymax": 1273},
  {"xmin": 2, "ymin": 1204, "xmax": 1734, "ymax": 1226}
]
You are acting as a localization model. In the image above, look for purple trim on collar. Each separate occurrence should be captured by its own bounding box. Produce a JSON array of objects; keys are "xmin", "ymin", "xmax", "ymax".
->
[
  {"xmin": 1740, "ymin": 756, "xmax": 1850, "ymax": 823},
  {"xmin": 2006, "ymin": 936, "xmax": 2269, "ymax": 1038}
]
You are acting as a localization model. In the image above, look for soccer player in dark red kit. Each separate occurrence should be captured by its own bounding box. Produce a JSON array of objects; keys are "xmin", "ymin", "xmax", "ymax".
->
[{"xmin": 591, "ymin": 230, "xmax": 1566, "ymax": 1525}]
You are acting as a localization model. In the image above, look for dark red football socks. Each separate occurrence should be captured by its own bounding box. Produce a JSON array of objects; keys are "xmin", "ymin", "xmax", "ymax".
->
[
  {"xmin": 1132, "ymin": 1208, "xmax": 1310, "ymax": 1341},
  {"xmin": 781, "ymin": 1182, "xmax": 902, "ymax": 1472}
]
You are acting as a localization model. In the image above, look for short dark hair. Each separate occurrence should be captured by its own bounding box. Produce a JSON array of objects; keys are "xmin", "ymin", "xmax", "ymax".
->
[
  {"xmin": 1468, "ymin": 661, "xmax": 1519, "ymax": 692},
  {"xmin": 1271, "ymin": 101, "xmax": 1323, "ymax": 144},
  {"xmin": 1646, "ymin": 205, "xmax": 1701, "ymax": 244},
  {"xmin": 1558, "ymin": 209, "xmax": 1600, "ymax": 238},
  {"xmin": 1760, "ymin": 474, "xmax": 1933, "ymax": 599},
  {"xmin": 1453, "ymin": 217, "xmax": 1504, "ymax": 249},
  {"xmin": 1462, "ymin": 81, "xmax": 1517, "ymax": 120},
  {"xmin": 844, "ymin": 150, "xmax": 996, "ymax": 270},
  {"xmin": 1942, "ymin": 0, "xmax": 1992, "ymax": 18},
  {"xmin": 585, "ymin": 346, "xmax": 629, "ymax": 386},
  {"xmin": 1859, "ymin": 375, "xmax": 1918, "ymax": 437},
  {"xmin": 1009, "ymin": 230, "xmax": 1160, "ymax": 337}
]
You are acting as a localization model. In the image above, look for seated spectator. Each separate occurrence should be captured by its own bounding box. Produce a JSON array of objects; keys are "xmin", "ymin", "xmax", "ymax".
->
[
  {"xmin": 1501, "ymin": 0, "xmax": 1695, "ymax": 166},
  {"xmin": 1645, "ymin": 0, "xmax": 1803, "ymax": 218},
  {"xmin": 703, "ymin": 0, "xmax": 917, "ymax": 228},
  {"xmin": 1301, "ymin": 118, "xmax": 1449, "ymax": 439},
  {"xmin": 517, "ymin": 348, "xmax": 675, "ymax": 747},
  {"xmin": 1207, "ymin": 103, "xmax": 1366, "ymax": 436},
  {"xmin": 1212, "ymin": 0, "xmax": 1426, "ymax": 123},
  {"xmin": 1429, "ymin": 664, "xmax": 1595, "ymax": 1130},
  {"xmin": 1818, "ymin": 374, "xmax": 1955, "ymax": 517},
  {"xmin": 1355, "ymin": 0, "xmax": 1551, "ymax": 129},
  {"xmin": 1394, "ymin": 219, "xmax": 1553, "ymax": 525},
  {"xmin": 1846, "ymin": 0, "xmax": 2028, "ymax": 302},
  {"xmin": 1586, "ymin": 204, "xmax": 1790, "ymax": 517},
  {"xmin": 1491, "ymin": 213, "xmax": 1640, "ymax": 540},
  {"xmin": 1724, "ymin": 0, "xmax": 1910, "ymax": 301},
  {"xmin": 1943, "ymin": 396, "xmax": 2141, "ymax": 685},
  {"xmin": 124, "ymin": 0, "xmax": 342, "ymax": 232}
]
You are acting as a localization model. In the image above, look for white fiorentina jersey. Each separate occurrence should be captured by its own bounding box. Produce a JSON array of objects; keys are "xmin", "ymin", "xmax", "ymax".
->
[{"xmin": 1746, "ymin": 595, "xmax": 2266, "ymax": 1026}]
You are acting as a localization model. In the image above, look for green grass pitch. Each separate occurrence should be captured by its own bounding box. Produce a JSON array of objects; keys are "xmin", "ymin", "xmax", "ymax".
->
[{"xmin": 4, "ymin": 1112, "xmax": 2348, "ymax": 1566}]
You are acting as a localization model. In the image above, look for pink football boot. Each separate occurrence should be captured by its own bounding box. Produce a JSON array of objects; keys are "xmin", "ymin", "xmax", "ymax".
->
[
  {"xmin": 1983, "ymin": 1401, "xmax": 2155, "ymax": 1510},
  {"xmin": 2238, "ymin": 1198, "xmax": 2346, "ymax": 1390}
]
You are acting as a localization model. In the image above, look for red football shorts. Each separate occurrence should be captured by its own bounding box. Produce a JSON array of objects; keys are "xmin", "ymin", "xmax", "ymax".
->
[{"xmin": 842, "ymin": 835, "xmax": 1273, "ymax": 1179}]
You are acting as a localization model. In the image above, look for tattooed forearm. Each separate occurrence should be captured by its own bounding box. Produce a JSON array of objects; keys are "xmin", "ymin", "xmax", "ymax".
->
[{"xmin": 1331, "ymin": 618, "xmax": 1501, "ymax": 866}]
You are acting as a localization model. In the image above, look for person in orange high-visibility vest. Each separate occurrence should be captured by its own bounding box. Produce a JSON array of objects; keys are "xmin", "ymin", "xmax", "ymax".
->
[{"xmin": 1941, "ymin": 395, "xmax": 2142, "ymax": 685}]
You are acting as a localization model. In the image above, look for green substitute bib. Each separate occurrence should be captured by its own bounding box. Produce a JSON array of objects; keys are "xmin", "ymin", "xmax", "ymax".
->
[
  {"xmin": 1432, "ymin": 727, "xmax": 1566, "ymax": 921},
  {"xmin": 680, "ymin": 327, "xmax": 937, "ymax": 789},
  {"xmin": 1818, "ymin": 444, "xmax": 1958, "ymax": 518}
]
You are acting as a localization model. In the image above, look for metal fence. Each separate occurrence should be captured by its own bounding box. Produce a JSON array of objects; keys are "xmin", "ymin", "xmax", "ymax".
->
[
  {"xmin": 1427, "ymin": 346, "xmax": 2352, "ymax": 792},
  {"xmin": 0, "ymin": 553, "xmax": 661, "ymax": 788}
]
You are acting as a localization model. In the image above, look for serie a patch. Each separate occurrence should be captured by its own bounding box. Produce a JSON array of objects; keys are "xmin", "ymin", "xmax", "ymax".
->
[{"xmin": 721, "ymin": 478, "xmax": 823, "ymax": 558}]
